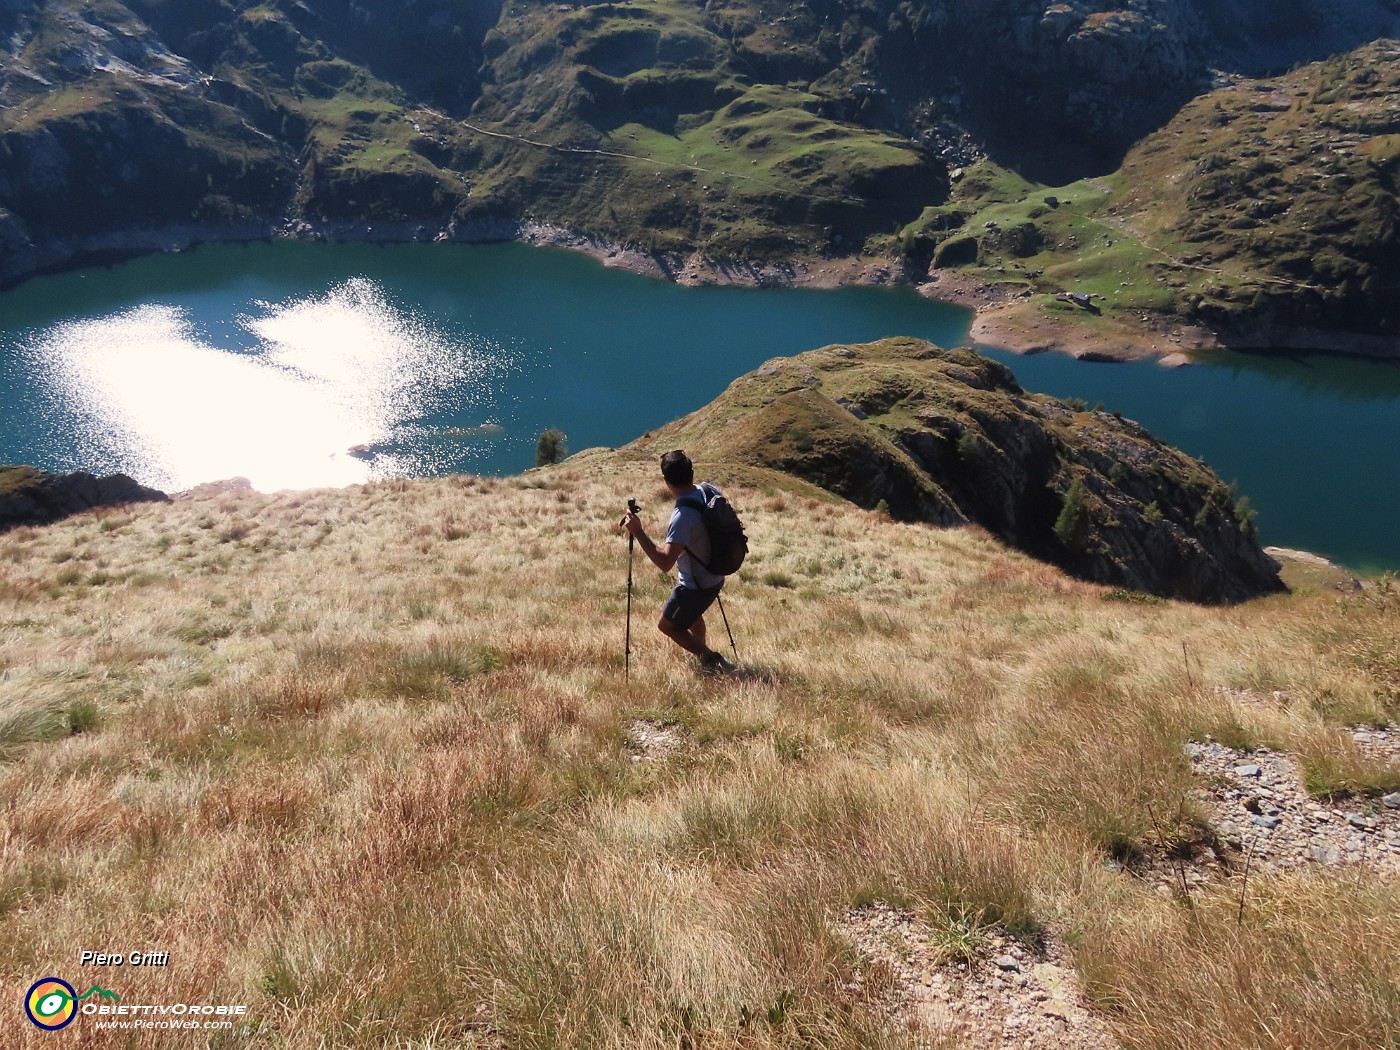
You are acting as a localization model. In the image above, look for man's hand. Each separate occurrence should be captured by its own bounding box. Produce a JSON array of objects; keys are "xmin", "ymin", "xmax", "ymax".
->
[{"xmin": 621, "ymin": 506, "xmax": 679, "ymax": 571}]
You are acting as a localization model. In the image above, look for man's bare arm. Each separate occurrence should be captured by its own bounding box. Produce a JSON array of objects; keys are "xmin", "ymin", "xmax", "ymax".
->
[{"xmin": 622, "ymin": 511, "xmax": 682, "ymax": 572}]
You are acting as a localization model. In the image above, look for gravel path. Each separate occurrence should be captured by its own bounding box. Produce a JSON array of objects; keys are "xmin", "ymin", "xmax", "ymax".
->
[{"xmin": 835, "ymin": 905, "xmax": 1119, "ymax": 1049}]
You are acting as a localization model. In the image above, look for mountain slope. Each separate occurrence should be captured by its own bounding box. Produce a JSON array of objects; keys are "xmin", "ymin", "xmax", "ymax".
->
[
  {"xmin": 891, "ymin": 39, "xmax": 1400, "ymax": 356},
  {"xmin": 1107, "ymin": 40, "xmax": 1400, "ymax": 342},
  {"xmin": 5, "ymin": 2, "xmax": 1400, "ymax": 354},
  {"xmin": 0, "ymin": 449, "xmax": 1395, "ymax": 1048},
  {"xmin": 4, "ymin": 0, "xmax": 1400, "ymax": 301}
]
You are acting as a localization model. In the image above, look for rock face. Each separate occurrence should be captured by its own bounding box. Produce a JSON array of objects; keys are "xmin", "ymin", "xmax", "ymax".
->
[
  {"xmin": 630, "ymin": 338, "xmax": 1283, "ymax": 603},
  {"xmin": 0, "ymin": 466, "xmax": 168, "ymax": 531},
  {"xmin": 0, "ymin": 3, "xmax": 295, "ymax": 252}
]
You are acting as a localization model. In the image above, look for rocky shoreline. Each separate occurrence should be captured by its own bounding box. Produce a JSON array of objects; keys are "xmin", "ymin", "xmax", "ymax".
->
[
  {"xmin": 5, "ymin": 217, "xmax": 1399, "ymax": 367},
  {"xmin": 0, "ymin": 214, "xmax": 919, "ymax": 295}
]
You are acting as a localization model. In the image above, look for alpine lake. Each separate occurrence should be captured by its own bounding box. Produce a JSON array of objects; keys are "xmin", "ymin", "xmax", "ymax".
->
[{"xmin": 2, "ymin": 240, "xmax": 1398, "ymax": 572}]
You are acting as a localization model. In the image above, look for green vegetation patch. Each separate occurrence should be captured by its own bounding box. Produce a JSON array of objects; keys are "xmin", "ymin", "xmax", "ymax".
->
[
  {"xmin": 0, "ymin": 466, "xmax": 44, "ymax": 498},
  {"xmin": 600, "ymin": 84, "xmax": 943, "ymax": 253},
  {"xmin": 896, "ymin": 160, "xmax": 1181, "ymax": 317}
]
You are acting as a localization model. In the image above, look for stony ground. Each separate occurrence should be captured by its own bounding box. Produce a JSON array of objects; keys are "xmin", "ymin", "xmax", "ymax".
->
[
  {"xmin": 1125, "ymin": 723, "xmax": 1400, "ymax": 894},
  {"xmin": 625, "ymin": 719, "xmax": 685, "ymax": 762},
  {"xmin": 1352, "ymin": 723, "xmax": 1400, "ymax": 766},
  {"xmin": 712, "ymin": 720, "xmax": 1400, "ymax": 1048},
  {"xmin": 834, "ymin": 905, "xmax": 1119, "ymax": 1050},
  {"xmin": 1184, "ymin": 732, "xmax": 1400, "ymax": 876}
]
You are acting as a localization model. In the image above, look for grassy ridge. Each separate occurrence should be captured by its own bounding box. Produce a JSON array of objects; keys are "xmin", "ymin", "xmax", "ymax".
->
[
  {"xmin": 616, "ymin": 339, "xmax": 1280, "ymax": 602},
  {"xmin": 1, "ymin": 460, "xmax": 1397, "ymax": 1047}
]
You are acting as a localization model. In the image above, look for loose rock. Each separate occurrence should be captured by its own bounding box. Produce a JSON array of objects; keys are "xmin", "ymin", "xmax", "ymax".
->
[
  {"xmin": 1183, "ymin": 741, "xmax": 1399, "ymax": 876},
  {"xmin": 835, "ymin": 904, "xmax": 1119, "ymax": 1049},
  {"xmin": 625, "ymin": 720, "xmax": 684, "ymax": 762}
]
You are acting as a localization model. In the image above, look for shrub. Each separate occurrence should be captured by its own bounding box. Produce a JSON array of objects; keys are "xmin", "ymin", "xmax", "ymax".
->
[
  {"xmin": 788, "ymin": 428, "xmax": 814, "ymax": 453},
  {"xmin": 1054, "ymin": 478, "xmax": 1092, "ymax": 550},
  {"xmin": 956, "ymin": 431, "xmax": 993, "ymax": 465},
  {"xmin": 68, "ymin": 699, "xmax": 102, "ymax": 735},
  {"xmin": 1233, "ymin": 494, "xmax": 1258, "ymax": 535},
  {"xmin": 535, "ymin": 428, "xmax": 568, "ymax": 467}
]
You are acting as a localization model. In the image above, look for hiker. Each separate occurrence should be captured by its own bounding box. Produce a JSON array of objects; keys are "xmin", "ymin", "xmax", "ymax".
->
[{"xmin": 621, "ymin": 450, "xmax": 737, "ymax": 674}]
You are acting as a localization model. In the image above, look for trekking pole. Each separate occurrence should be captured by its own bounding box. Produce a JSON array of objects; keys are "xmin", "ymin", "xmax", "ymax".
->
[
  {"xmin": 716, "ymin": 592, "xmax": 738, "ymax": 664},
  {"xmin": 625, "ymin": 498, "xmax": 638, "ymax": 681}
]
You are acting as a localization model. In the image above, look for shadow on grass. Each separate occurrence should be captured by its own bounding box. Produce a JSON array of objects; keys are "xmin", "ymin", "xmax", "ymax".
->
[{"xmin": 705, "ymin": 662, "xmax": 788, "ymax": 686}]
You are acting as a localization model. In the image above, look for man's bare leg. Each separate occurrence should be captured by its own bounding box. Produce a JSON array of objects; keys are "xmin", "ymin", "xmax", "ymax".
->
[{"xmin": 659, "ymin": 616, "xmax": 712, "ymax": 658}]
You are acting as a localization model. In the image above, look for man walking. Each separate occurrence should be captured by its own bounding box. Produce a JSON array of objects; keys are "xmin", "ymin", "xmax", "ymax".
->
[{"xmin": 622, "ymin": 450, "xmax": 736, "ymax": 674}]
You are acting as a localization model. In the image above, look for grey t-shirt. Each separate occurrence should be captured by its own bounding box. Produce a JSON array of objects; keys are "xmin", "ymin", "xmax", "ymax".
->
[{"xmin": 667, "ymin": 485, "xmax": 725, "ymax": 590}]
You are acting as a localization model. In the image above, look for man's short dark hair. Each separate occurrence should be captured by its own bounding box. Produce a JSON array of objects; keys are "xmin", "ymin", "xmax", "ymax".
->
[{"xmin": 660, "ymin": 450, "xmax": 694, "ymax": 487}]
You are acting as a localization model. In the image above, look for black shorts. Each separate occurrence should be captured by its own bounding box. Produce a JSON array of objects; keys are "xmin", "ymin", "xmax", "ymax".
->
[{"xmin": 662, "ymin": 583, "xmax": 722, "ymax": 631}]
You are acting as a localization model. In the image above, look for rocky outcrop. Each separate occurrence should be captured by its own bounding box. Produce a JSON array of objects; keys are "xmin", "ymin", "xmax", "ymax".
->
[
  {"xmin": 0, "ymin": 467, "xmax": 168, "ymax": 531},
  {"xmin": 628, "ymin": 338, "xmax": 1283, "ymax": 603}
]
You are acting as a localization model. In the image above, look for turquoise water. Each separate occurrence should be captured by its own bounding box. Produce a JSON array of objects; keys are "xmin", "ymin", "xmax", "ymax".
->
[{"xmin": 1, "ymin": 240, "xmax": 1397, "ymax": 571}]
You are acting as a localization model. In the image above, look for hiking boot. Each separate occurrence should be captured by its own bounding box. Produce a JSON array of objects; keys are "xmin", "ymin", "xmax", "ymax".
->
[{"xmin": 700, "ymin": 651, "xmax": 736, "ymax": 676}]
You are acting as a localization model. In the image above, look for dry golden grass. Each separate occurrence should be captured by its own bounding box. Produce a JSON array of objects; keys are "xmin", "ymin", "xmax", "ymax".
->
[{"xmin": 1, "ymin": 462, "xmax": 1397, "ymax": 1048}]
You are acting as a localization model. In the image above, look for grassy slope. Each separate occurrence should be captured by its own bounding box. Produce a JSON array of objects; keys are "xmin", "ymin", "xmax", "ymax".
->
[
  {"xmin": 894, "ymin": 41, "xmax": 1400, "ymax": 348},
  {"xmin": 1108, "ymin": 40, "xmax": 1400, "ymax": 335},
  {"xmin": 461, "ymin": 2, "xmax": 943, "ymax": 257},
  {"xmin": 1, "ymin": 462, "xmax": 1397, "ymax": 1048}
]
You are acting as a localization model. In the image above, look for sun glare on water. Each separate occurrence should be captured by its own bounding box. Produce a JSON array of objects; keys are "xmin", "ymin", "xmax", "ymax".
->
[{"xmin": 26, "ymin": 279, "xmax": 507, "ymax": 492}]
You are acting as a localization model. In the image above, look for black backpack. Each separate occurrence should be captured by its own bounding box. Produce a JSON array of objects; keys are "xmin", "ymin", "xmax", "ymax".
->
[{"xmin": 677, "ymin": 483, "xmax": 749, "ymax": 576}]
